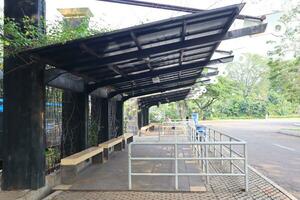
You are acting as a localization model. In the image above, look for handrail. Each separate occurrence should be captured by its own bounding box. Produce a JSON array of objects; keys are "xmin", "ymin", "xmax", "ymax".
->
[{"xmin": 128, "ymin": 120, "xmax": 249, "ymax": 191}]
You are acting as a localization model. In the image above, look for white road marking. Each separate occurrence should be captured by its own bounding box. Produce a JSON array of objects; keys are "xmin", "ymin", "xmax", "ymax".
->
[{"xmin": 273, "ymin": 143, "xmax": 296, "ymax": 152}]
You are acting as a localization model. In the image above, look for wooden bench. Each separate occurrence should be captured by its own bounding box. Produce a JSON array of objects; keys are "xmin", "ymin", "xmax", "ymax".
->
[
  {"xmin": 99, "ymin": 137, "xmax": 123, "ymax": 161},
  {"xmin": 61, "ymin": 146, "xmax": 103, "ymax": 184},
  {"xmin": 121, "ymin": 133, "xmax": 134, "ymax": 148},
  {"xmin": 141, "ymin": 124, "xmax": 155, "ymax": 134}
]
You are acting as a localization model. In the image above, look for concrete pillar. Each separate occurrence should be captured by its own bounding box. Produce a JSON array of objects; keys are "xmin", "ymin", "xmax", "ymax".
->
[
  {"xmin": 144, "ymin": 107, "xmax": 149, "ymax": 126},
  {"xmin": 2, "ymin": 0, "xmax": 46, "ymax": 190},
  {"xmin": 99, "ymin": 98, "xmax": 109, "ymax": 143},
  {"xmin": 91, "ymin": 96, "xmax": 102, "ymax": 144},
  {"xmin": 62, "ymin": 91, "xmax": 88, "ymax": 157},
  {"xmin": 137, "ymin": 107, "xmax": 143, "ymax": 129},
  {"xmin": 116, "ymin": 101, "xmax": 124, "ymax": 136}
]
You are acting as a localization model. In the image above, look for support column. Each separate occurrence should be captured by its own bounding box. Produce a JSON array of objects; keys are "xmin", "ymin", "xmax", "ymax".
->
[
  {"xmin": 143, "ymin": 107, "xmax": 149, "ymax": 126},
  {"xmin": 116, "ymin": 101, "xmax": 124, "ymax": 136},
  {"xmin": 2, "ymin": 0, "xmax": 46, "ymax": 190},
  {"xmin": 62, "ymin": 91, "xmax": 88, "ymax": 157},
  {"xmin": 91, "ymin": 96, "xmax": 102, "ymax": 145},
  {"xmin": 99, "ymin": 98, "xmax": 109, "ymax": 143},
  {"xmin": 137, "ymin": 108, "xmax": 143, "ymax": 129}
]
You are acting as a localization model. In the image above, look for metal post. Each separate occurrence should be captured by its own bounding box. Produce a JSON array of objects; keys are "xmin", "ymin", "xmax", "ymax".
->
[
  {"xmin": 220, "ymin": 134, "xmax": 223, "ymax": 165},
  {"xmin": 230, "ymin": 138, "xmax": 233, "ymax": 173},
  {"xmin": 158, "ymin": 122, "xmax": 161, "ymax": 141},
  {"xmin": 128, "ymin": 143, "xmax": 132, "ymax": 190},
  {"xmin": 244, "ymin": 144, "xmax": 249, "ymax": 192},
  {"xmin": 175, "ymin": 143, "xmax": 178, "ymax": 190},
  {"xmin": 213, "ymin": 130, "xmax": 216, "ymax": 156},
  {"xmin": 201, "ymin": 143, "xmax": 204, "ymax": 171},
  {"xmin": 205, "ymin": 144, "xmax": 209, "ymax": 184}
]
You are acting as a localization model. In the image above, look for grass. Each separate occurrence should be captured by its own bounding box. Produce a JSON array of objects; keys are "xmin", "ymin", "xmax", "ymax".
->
[{"xmin": 285, "ymin": 128, "xmax": 300, "ymax": 132}]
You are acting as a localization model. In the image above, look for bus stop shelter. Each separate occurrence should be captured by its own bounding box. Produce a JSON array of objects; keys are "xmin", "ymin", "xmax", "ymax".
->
[{"xmin": 2, "ymin": 0, "xmax": 267, "ymax": 190}]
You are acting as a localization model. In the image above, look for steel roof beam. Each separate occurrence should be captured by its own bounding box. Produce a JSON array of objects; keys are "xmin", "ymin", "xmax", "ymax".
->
[
  {"xmin": 88, "ymin": 55, "xmax": 233, "ymax": 92},
  {"xmin": 122, "ymin": 82, "xmax": 195, "ymax": 100},
  {"xmin": 109, "ymin": 74, "xmax": 199, "ymax": 97},
  {"xmin": 97, "ymin": 0, "xmax": 265, "ymax": 21}
]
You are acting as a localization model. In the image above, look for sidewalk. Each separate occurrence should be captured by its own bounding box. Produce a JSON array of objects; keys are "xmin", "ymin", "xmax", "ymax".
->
[
  {"xmin": 44, "ymin": 144, "xmax": 297, "ymax": 200},
  {"xmin": 46, "ymin": 164, "xmax": 297, "ymax": 200}
]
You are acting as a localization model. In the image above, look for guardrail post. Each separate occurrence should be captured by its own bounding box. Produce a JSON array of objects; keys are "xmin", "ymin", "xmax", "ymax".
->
[
  {"xmin": 213, "ymin": 130, "xmax": 216, "ymax": 156},
  {"xmin": 244, "ymin": 143, "xmax": 249, "ymax": 192},
  {"xmin": 230, "ymin": 138, "xmax": 233, "ymax": 173},
  {"xmin": 205, "ymin": 144, "xmax": 209, "ymax": 184},
  {"xmin": 220, "ymin": 134, "xmax": 223, "ymax": 165},
  {"xmin": 201, "ymin": 143, "xmax": 204, "ymax": 171},
  {"xmin": 175, "ymin": 143, "xmax": 178, "ymax": 190},
  {"xmin": 128, "ymin": 143, "xmax": 132, "ymax": 190}
]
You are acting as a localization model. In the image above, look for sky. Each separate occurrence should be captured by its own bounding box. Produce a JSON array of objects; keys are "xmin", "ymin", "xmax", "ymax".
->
[
  {"xmin": 44, "ymin": 0, "xmax": 291, "ymax": 58},
  {"xmin": 0, "ymin": 0, "xmax": 295, "ymax": 58}
]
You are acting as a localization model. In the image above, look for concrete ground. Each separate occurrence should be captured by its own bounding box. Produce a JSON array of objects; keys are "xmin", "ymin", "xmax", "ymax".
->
[
  {"xmin": 47, "ymin": 159, "xmax": 295, "ymax": 200},
  {"xmin": 47, "ymin": 132, "xmax": 297, "ymax": 200},
  {"xmin": 202, "ymin": 119, "xmax": 300, "ymax": 199},
  {"xmin": 54, "ymin": 136, "xmax": 206, "ymax": 192}
]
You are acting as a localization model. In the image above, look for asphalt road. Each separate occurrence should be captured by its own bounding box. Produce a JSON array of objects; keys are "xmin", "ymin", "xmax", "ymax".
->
[{"xmin": 202, "ymin": 119, "xmax": 300, "ymax": 199}]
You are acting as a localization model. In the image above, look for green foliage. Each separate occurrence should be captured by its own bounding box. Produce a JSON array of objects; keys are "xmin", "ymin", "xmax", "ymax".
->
[
  {"xmin": 45, "ymin": 147, "xmax": 60, "ymax": 169},
  {"xmin": 0, "ymin": 16, "xmax": 110, "ymax": 59},
  {"xmin": 153, "ymin": 53, "xmax": 299, "ymax": 120},
  {"xmin": 150, "ymin": 102, "xmax": 183, "ymax": 122},
  {"xmin": 88, "ymin": 119, "xmax": 99, "ymax": 147},
  {"xmin": 267, "ymin": 2, "xmax": 300, "ymax": 58},
  {"xmin": 268, "ymin": 58, "xmax": 300, "ymax": 104}
]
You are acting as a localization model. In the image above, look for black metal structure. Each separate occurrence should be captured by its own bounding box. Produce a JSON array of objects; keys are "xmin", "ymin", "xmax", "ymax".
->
[
  {"xmin": 138, "ymin": 88, "xmax": 191, "ymax": 108},
  {"xmin": 22, "ymin": 4, "xmax": 244, "ymax": 99},
  {"xmin": 137, "ymin": 89, "xmax": 190, "ymax": 127},
  {"xmin": 98, "ymin": 0, "xmax": 265, "ymax": 21},
  {"xmin": 3, "ymin": 1, "xmax": 268, "ymax": 190}
]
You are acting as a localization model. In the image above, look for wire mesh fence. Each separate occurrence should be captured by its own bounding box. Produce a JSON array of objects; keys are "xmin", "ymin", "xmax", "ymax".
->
[{"xmin": 45, "ymin": 86, "xmax": 63, "ymax": 174}]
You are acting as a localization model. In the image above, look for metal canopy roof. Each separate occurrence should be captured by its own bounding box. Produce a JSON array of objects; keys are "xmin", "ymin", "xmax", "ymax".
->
[
  {"xmin": 138, "ymin": 88, "xmax": 190, "ymax": 108},
  {"xmin": 22, "ymin": 4, "xmax": 243, "ymax": 99}
]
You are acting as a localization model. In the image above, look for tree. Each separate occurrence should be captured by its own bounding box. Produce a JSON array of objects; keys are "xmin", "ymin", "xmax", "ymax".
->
[
  {"xmin": 267, "ymin": 2, "xmax": 300, "ymax": 58},
  {"xmin": 187, "ymin": 77, "xmax": 235, "ymax": 118},
  {"xmin": 226, "ymin": 54, "xmax": 269, "ymax": 99},
  {"xmin": 268, "ymin": 58, "xmax": 300, "ymax": 104},
  {"xmin": 267, "ymin": 2, "xmax": 300, "ymax": 111}
]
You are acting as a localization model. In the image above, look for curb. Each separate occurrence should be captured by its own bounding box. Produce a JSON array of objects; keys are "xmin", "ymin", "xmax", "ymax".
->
[
  {"xmin": 278, "ymin": 130, "xmax": 300, "ymax": 138},
  {"xmin": 248, "ymin": 165, "xmax": 298, "ymax": 200},
  {"xmin": 42, "ymin": 191, "xmax": 63, "ymax": 200}
]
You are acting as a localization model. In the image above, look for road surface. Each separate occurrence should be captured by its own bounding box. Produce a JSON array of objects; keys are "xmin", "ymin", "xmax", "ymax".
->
[{"xmin": 202, "ymin": 119, "xmax": 300, "ymax": 199}]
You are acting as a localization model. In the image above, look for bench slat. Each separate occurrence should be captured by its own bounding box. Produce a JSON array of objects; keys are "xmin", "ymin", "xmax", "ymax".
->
[
  {"xmin": 122, "ymin": 133, "xmax": 133, "ymax": 140},
  {"xmin": 61, "ymin": 146, "xmax": 103, "ymax": 166},
  {"xmin": 99, "ymin": 137, "xmax": 123, "ymax": 148}
]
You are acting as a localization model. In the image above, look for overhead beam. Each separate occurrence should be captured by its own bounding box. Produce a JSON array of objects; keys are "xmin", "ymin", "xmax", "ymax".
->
[
  {"xmin": 62, "ymin": 32, "xmax": 226, "ymax": 70},
  {"xmin": 122, "ymin": 82, "xmax": 194, "ymax": 101},
  {"xmin": 140, "ymin": 94, "xmax": 188, "ymax": 105},
  {"xmin": 143, "ymin": 96, "xmax": 187, "ymax": 107},
  {"xmin": 109, "ymin": 74, "xmax": 200, "ymax": 98},
  {"xmin": 108, "ymin": 65, "xmax": 128, "ymax": 78},
  {"xmin": 223, "ymin": 23, "xmax": 267, "ymax": 40},
  {"xmin": 139, "ymin": 89, "xmax": 190, "ymax": 103},
  {"xmin": 215, "ymin": 49, "xmax": 233, "ymax": 55},
  {"xmin": 80, "ymin": 24, "xmax": 267, "ymax": 76},
  {"xmin": 130, "ymin": 31, "xmax": 142, "ymax": 51},
  {"xmin": 112, "ymin": 70, "xmax": 215, "ymax": 98},
  {"xmin": 97, "ymin": 0, "xmax": 265, "ymax": 21},
  {"xmin": 45, "ymin": 69, "xmax": 85, "ymax": 92},
  {"xmin": 131, "ymin": 31, "xmax": 153, "ymax": 71},
  {"xmin": 179, "ymin": 21, "xmax": 187, "ymax": 68},
  {"xmin": 200, "ymin": 71, "xmax": 219, "ymax": 77},
  {"xmin": 88, "ymin": 55, "xmax": 233, "ymax": 91},
  {"xmin": 88, "ymin": 59, "xmax": 207, "ymax": 92}
]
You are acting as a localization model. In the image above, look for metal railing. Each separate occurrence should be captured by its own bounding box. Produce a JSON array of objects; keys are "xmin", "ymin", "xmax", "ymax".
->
[{"xmin": 128, "ymin": 121, "xmax": 248, "ymax": 191}]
